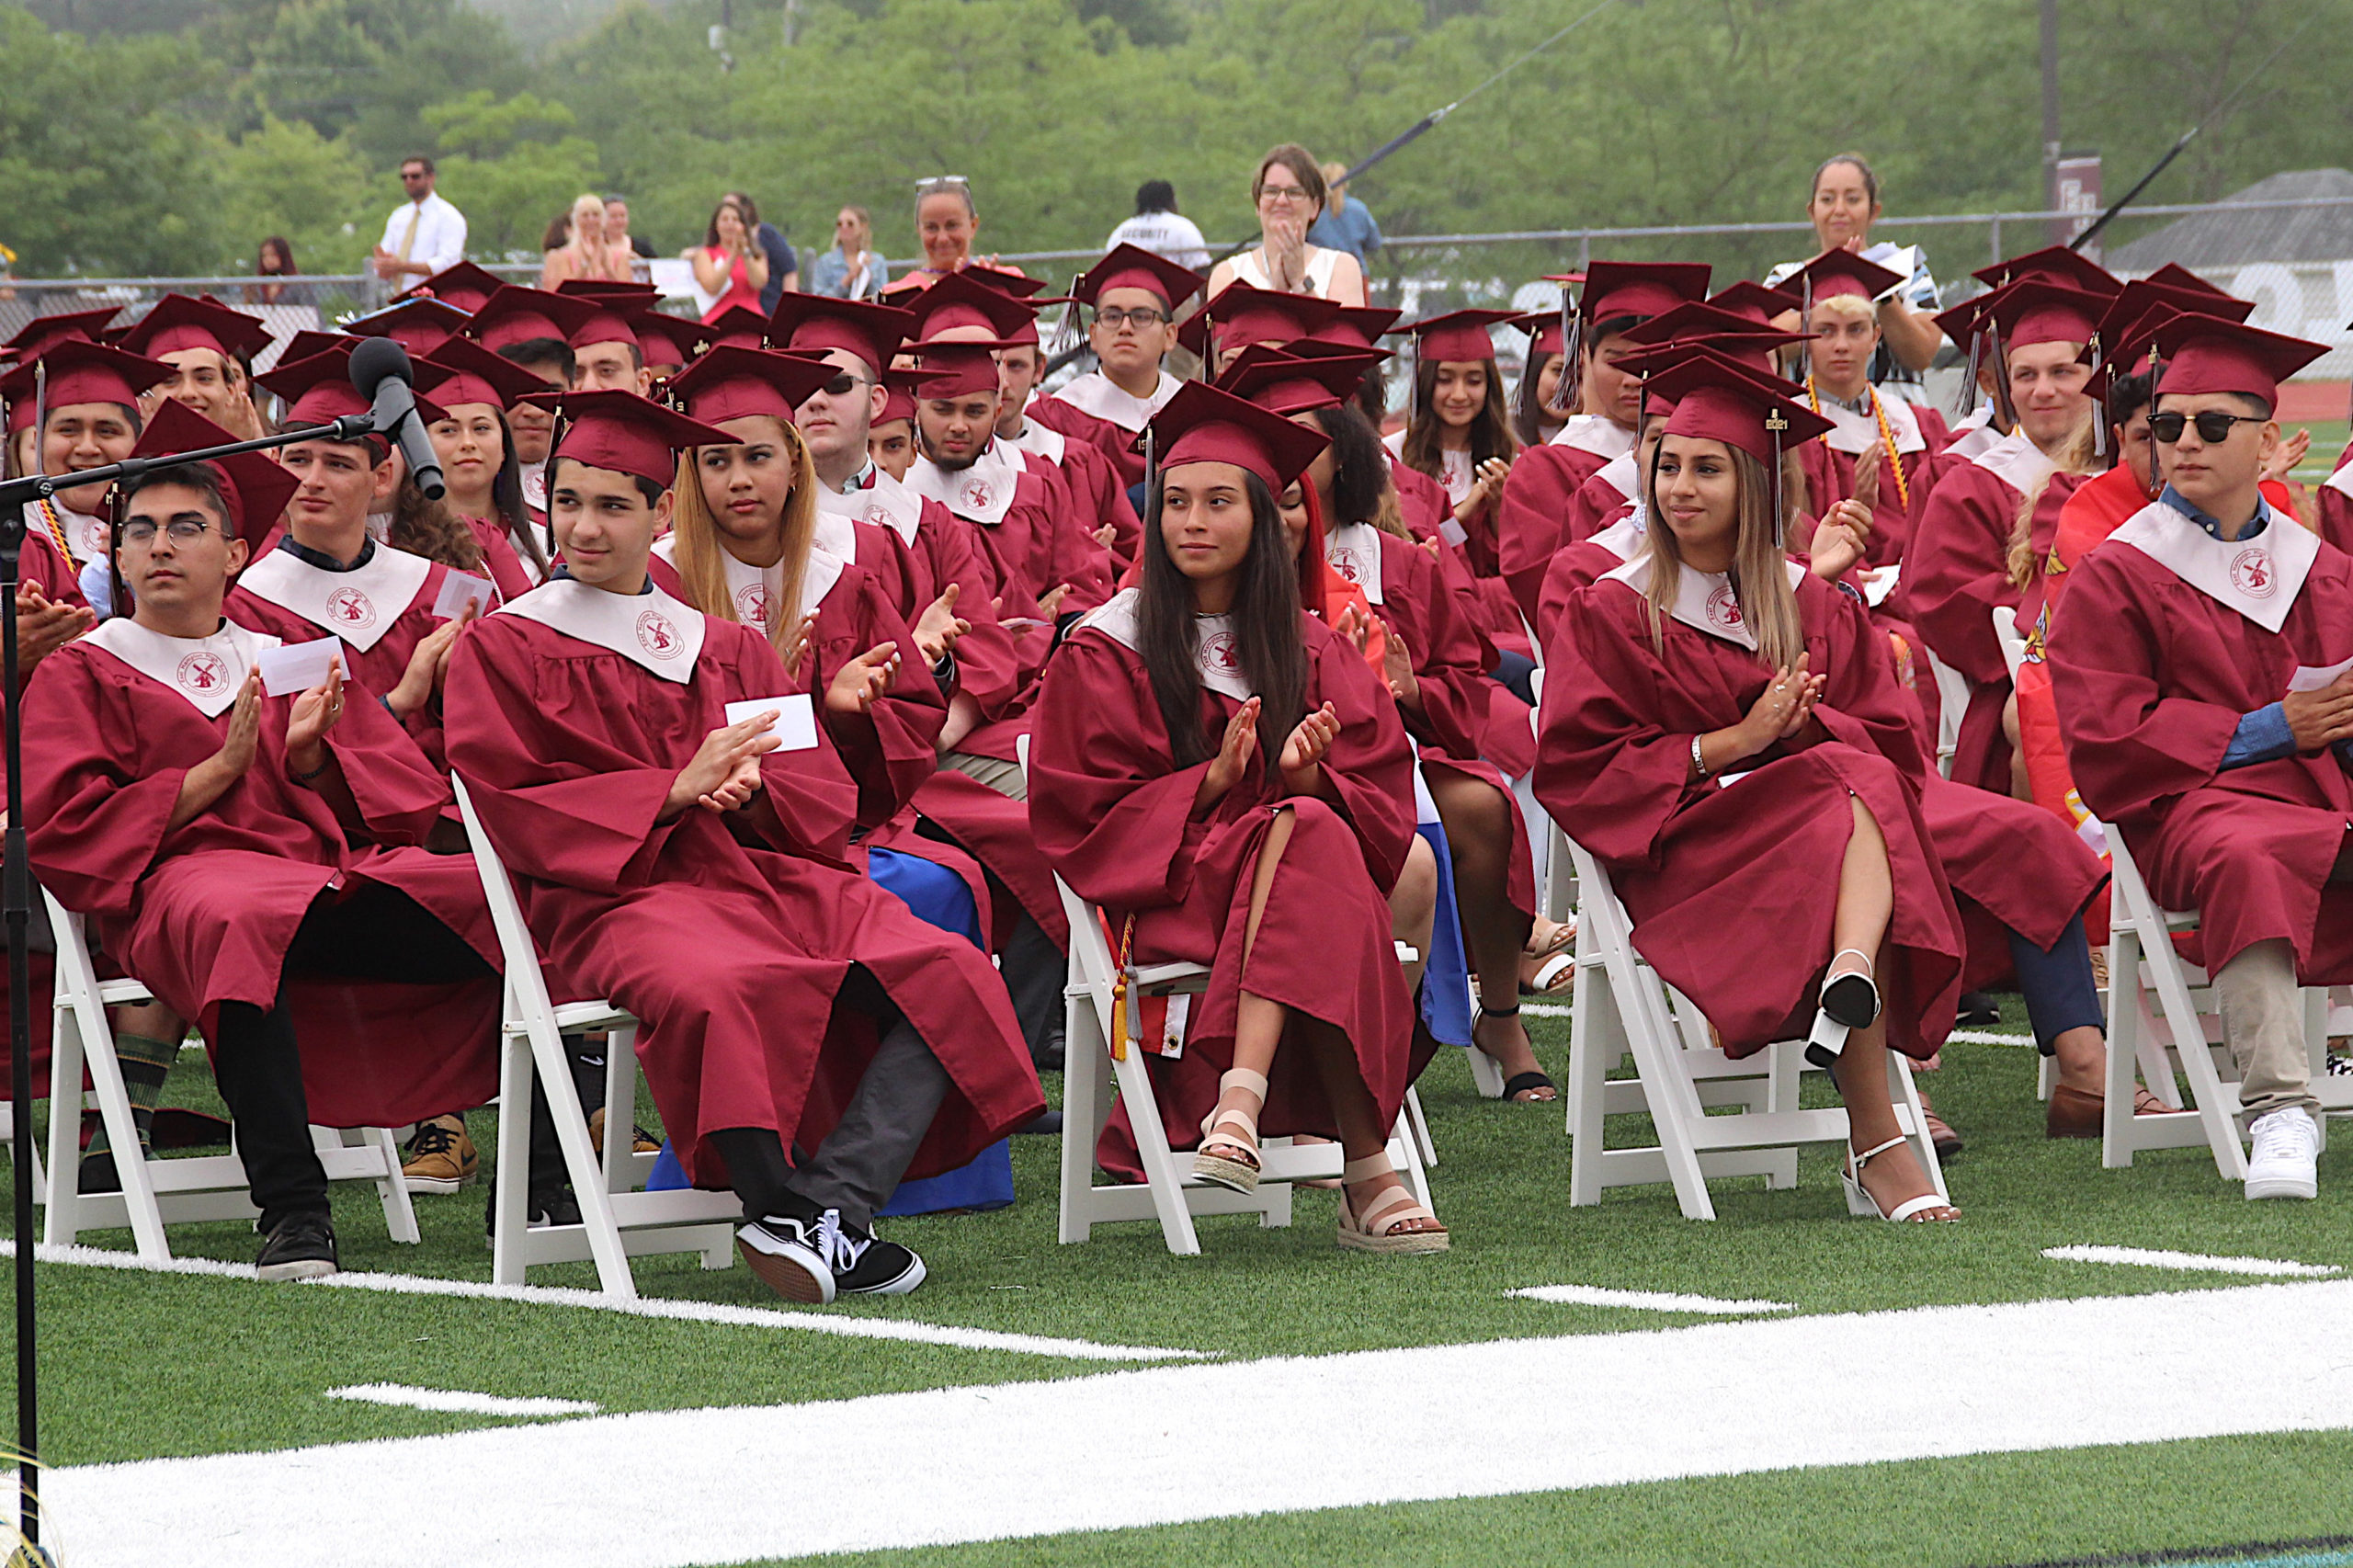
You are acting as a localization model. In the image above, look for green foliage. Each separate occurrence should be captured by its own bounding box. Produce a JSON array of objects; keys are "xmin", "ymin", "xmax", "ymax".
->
[
  {"xmin": 11, "ymin": 0, "xmax": 2353, "ymax": 280},
  {"xmin": 212, "ymin": 112, "xmax": 378, "ymax": 274}
]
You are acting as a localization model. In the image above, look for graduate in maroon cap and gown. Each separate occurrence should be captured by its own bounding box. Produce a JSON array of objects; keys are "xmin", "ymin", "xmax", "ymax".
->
[
  {"xmin": 1496, "ymin": 262, "xmax": 1711, "ymax": 620},
  {"xmin": 415, "ymin": 336, "xmax": 548, "ymax": 598},
  {"xmin": 1036, "ymin": 244, "xmax": 1204, "ymax": 492},
  {"xmin": 443, "ymin": 391, "xmax": 1040, "ymax": 1302},
  {"xmin": 1908, "ymin": 273, "xmax": 2114, "ymax": 796},
  {"xmin": 115, "ymin": 293, "xmax": 276, "ymax": 440},
  {"xmin": 1030, "ymin": 381, "xmax": 1448, "ymax": 1252},
  {"xmin": 2052, "ymin": 314, "xmax": 2353, "ymax": 1199},
  {"xmin": 24, "ymin": 408, "xmax": 500, "ymax": 1278},
  {"xmin": 3, "ymin": 338, "xmax": 175, "ymax": 617},
  {"xmin": 225, "ymin": 347, "xmax": 474, "ymax": 765},
  {"xmin": 1537, "ymin": 356, "xmax": 1965, "ymax": 1222}
]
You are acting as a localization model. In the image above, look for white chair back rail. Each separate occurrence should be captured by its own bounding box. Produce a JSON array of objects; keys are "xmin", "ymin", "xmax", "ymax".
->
[{"xmin": 451, "ymin": 774, "xmax": 735, "ymax": 1297}]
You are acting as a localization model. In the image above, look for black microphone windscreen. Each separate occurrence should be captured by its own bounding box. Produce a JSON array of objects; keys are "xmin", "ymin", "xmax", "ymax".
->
[{"xmin": 347, "ymin": 335, "xmax": 415, "ymax": 398}]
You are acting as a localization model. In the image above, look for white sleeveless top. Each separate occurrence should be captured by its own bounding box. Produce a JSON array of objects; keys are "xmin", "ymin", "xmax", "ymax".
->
[{"xmin": 1230, "ymin": 245, "xmax": 1346, "ymax": 298}]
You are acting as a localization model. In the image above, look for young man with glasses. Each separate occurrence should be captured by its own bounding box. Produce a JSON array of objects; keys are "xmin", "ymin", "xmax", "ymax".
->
[
  {"xmin": 24, "ymin": 400, "xmax": 501, "ymax": 1279},
  {"xmin": 2049, "ymin": 313, "xmax": 2348, "ymax": 1201},
  {"xmin": 1035, "ymin": 244, "xmax": 1204, "ymax": 492},
  {"xmin": 372, "ymin": 156, "xmax": 468, "ymax": 287}
]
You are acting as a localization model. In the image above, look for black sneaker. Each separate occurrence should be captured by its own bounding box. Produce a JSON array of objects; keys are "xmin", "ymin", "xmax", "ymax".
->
[
  {"xmin": 1957, "ymin": 990, "xmax": 2001, "ymax": 1025},
  {"xmin": 736, "ymin": 1214, "xmax": 835, "ymax": 1304},
  {"xmin": 77, "ymin": 1149, "xmax": 123, "ymax": 1196},
  {"xmin": 482, "ymin": 1183, "xmax": 583, "ymax": 1242},
  {"xmin": 811, "ymin": 1209, "xmax": 926, "ymax": 1296},
  {"xmin": 256, "ymin": 1211, "xmax": 339, "ymax": 1281}
]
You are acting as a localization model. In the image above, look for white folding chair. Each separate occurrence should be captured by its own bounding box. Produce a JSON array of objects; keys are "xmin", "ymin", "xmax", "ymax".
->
[
  {"xmin": 1922, "ymin": 646, "xmax": 1972, "ymax": 780},
  {"xmin": 450, "ymin": 775, "xmax": 737, "ymax": 1297},
  {"xmin": 40, "ymin": 890, "xmax": 417, "ymax": 1260},
  {"xmin": 1562, "ymin": 839, "xmax": 1946, "ymax": 1221},
  {"xmin": 2099, "ymin": 829, "xmax": 2349, "ymax": 1178}
]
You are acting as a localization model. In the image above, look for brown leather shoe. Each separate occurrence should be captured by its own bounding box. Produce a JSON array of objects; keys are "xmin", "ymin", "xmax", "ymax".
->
[{"xmin": 2047, "ymin": 1084, "xmax": 2103, "ymax": 1139}]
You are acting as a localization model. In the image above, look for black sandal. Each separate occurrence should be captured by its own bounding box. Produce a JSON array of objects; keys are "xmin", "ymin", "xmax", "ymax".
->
[{"xmin": 1477, "ymin": 1006, "xmax": 1559, "ymax": 1103}]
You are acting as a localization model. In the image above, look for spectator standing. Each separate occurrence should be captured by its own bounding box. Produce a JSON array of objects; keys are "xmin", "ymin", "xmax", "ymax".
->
[
  {"xmin": 246, "ymin": 236, "xmax": 311, "ymax": 308},
  {"xmin": 540, "ymin": 193, "xmax": 633, "ymax": 290},
  {"xmin": 722, "ymin": 190, "xmax": 798, "ymax": 312},
  {"xmin": 1104, "ymin": 180, "xmax": 1210, "ymax": 270},
  {"xmin": 811, "ymin": 206, "xmax": 888, "ymax": 300},
  {"xmin": 604, "ymin": 197, "xmax": 657, "ymax": 261},
  {"xmin": 1207, "ymin": 144, "xmax": 1367, "ymax": 305},
  {"xmin": 692, "ymin": 195, "xmax": 769, "ymax": 324},
  {"xmin": 1307, "ymin": 161, "xmax": 1383, "ymax": 271},
  {"xmin": 371, "ymin": 154, "xmax": 467, "ymax": 286}
]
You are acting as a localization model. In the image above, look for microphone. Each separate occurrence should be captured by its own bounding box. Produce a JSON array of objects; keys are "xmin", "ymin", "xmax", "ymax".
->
[{"xmin": 347, "ymin": 335, "xmax": 446, "ymax": 501}]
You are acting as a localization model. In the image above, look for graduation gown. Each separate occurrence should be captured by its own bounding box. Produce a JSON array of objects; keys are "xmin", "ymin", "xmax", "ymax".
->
[
  {"xmin": 22, "ymin": 617, "xmax": 500, "ymax": 1127},
  {"xmin": 1535, "ymin": 558, "xmax": 1963, "ymax": 1058},
  {"xmin": 1388, "ymin": 457, "xmax": 1451, "ymax": 543},
  {"xmin": 1029, "ymin": 590, "xmax": 1419, "ymax": 1141},
  {"xmin": 225, "ymin": 539, "xmax": 460, "ymax": 764},
  {"xmin": 1040, "ymin": 369, "xmax": 1183, "ymax": 493},
  {"xmin": 1906, "ymin": 429, "xmax": 2052, "ymax": 793},
  {"xmin": 457, "ymin": 514, "xmax": 538, "ymax": 603},
  {"xmin": 1328, "ymin": 521, "xmax": 1534, "ymax": 918},
  {"xmin": 908, "ymin": 442, "xmax": 1116, "ymax": 619},
  {"xmin": 19, "ymin": 516, "xmax": 92, "ymax": 611},
  {"xmin": 1007, "ymin": 415, "xmax": 1141, "ymax": 568},
  {"xmin": 1497, "ymin": 415, "xmax": 1632, "ymax": 622},
  {"xmin": 2317, "ymin": 442, "xmax": 2353, "ymax": 556},
  {"xmin": 2049, "ymin": 506, "xmax": 2353, "ymax": 982},
  {"xmin": 1791, "ymin": 391, "xmax": 1941, "ymax": 573},
  {"xmin": 442, "ymin": 579, "xmax": 1040, "ymax": 1188}
]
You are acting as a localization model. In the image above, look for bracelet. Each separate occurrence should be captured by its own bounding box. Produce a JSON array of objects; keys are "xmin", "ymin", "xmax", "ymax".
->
[
  {"xmin": 291, "ymin": 755, "xmax": 331, "ymax": 782},
  {"xmin": 1690, "ymin": 733, "xmax": 1710, "ymax": 780}
]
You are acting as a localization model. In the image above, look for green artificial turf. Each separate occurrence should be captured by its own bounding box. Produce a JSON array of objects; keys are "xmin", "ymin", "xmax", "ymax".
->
[{"xmin": 13, "ymin": 998, "xmax": 2353, "ymax": 1568}]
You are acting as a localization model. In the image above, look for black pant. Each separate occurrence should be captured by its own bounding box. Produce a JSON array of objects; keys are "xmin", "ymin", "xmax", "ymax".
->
[{"xmin": 214, "ymin": 882, "xmax": 492, "ymax": 1228}]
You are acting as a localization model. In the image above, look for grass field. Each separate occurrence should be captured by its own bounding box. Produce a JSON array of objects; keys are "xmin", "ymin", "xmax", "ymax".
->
[{"xmin": 13, "ymin": 998, "xmax": 2353, "ymax": 1566}]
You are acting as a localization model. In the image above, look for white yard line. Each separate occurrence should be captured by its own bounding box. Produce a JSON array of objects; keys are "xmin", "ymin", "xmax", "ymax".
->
[
  {"xmin": 325, "ymin": 1384, "xmax": 598, "ymax": 1419},
  {"xmin": 37, "ymin": 1278, "xmax": 2353, "ymax": 1568},
  {"xmin": 1518, "ymin": 1003, "xmax": 2030, "ymax": 1050},
  {"xmin": 1506, "ymin": 1285, "xmax": 1793, "ymax": 1313},
  {"xmin": 2041, "ymin": 1244, "xmax": 2341, "ymax": 1278},
  {"xmin": 4, "ymin": 1241, "xmax": 1209, "ymax": 1364}
]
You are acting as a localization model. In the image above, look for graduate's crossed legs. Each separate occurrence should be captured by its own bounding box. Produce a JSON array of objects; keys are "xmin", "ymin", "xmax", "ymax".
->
[{"xmin": 1825, "ymin": 795, "xmax": 1954, "ymax": 1221}]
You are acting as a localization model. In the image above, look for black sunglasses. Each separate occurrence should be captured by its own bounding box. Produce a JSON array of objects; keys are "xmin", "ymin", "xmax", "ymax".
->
[
  {"xmin": 819, "ymin": 371, "xmax": 867, "ymax": 397},
  {"xmin": 2149, "ymin": 409, "xmax": 2266, "ymax": 445}
]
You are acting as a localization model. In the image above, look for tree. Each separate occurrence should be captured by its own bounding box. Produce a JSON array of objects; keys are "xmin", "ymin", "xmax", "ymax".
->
[
  {"xmin": 211, "ymin": 113, "xmax": 378, "ymax": 274},
  {"xmin": 418, "ymin": 89, "xmax": 604, "ymax": 257}
]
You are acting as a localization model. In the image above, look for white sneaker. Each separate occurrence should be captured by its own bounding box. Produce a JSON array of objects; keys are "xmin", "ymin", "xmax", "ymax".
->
[{"xmin": 2245, "ymin": 1107, "xmax": 2320, "ymax": 1200}]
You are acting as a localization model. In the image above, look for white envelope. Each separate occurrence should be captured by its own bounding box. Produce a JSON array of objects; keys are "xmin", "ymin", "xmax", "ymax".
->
[
  {"xmin": 434, "ymin": 572, "xmax": 495, "ymax": 621},
  {"xmin": 725, "ymin": 694, "xmax": 820, "ymax": 753},
  {"xmin": 1859, "ymin": 564, "xmax": 1901, "ymax": 608},
  {"xmin": 2288, "ymin": 654, "xmax": 2353, "ymax": 694},
  {"xmin": 256, "ymin": 638, "xmax": 348, "ymax": 697}
]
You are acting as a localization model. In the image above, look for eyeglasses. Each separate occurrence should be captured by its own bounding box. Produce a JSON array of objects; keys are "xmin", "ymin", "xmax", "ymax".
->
[
  {"xmin": 1258, "ymin": 184, "xmax": 1311, "ymax": 204},
  {"xmin": 1096, "ymin": 307, "xmax": 1169, "ymax": 329},
  {"xmin": 120, "ymin": 517, "xmax": 215, "ymax": 544},
  {"xmin": 2149, "ymin": 409, "xmax": 2267, "ymax": 445},
  {"xmin": 818, "ymin": 371, "xmax": 869, "ymax": 397},
  {"xmin": 400, "ymin": 169, "xmax": 429, "ymax": 182}
]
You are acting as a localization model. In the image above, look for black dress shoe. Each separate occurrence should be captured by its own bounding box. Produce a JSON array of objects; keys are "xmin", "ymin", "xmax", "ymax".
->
[{"xmin": 1957, "ymin": 991, "xmax": 2000, "ymax": 1025}]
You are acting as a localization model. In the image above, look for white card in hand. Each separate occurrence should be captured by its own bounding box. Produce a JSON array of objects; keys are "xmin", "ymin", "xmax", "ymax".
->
[
  {"xmin": 433, "ymin": 572, "xmax": 495, "ymax": 621},
  {"xmin": 2289, "ymin": 654, "xmax": 2353, "ymax": 694},
  {"xmin": 256, "ymin": 638, "xmax": 347, "ymax": 697},
  {"xmin": 725, "ymin": 694, "xmax": 819, "ymax": 753}
]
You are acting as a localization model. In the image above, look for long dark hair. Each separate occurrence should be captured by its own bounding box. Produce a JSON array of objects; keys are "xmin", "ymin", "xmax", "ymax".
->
[
  {"xmin": 1401, "ymin": 355, "xmax": 1518, "ymax": 478},
  {"xmin": 1312, "ymin": 403, "xmax": 1412, "ymax": 538},
  {"xmin": 480, "ymin": 405, "xmax": 545, "ymax": 574},
  {"xmin": 1137, "ymin": 468, "xmax": 1308, "ymax": 768}
]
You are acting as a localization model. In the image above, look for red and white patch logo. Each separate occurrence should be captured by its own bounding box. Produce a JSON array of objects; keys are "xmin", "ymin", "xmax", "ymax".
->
[
  {"xmin": 324, "ymin": 586, "xmax": 377, "ymax": 630},
  {"xmin": 1330, "ymin": 547, "xmax": 1368, "ymax": 585},
  {"xmin": 734, "ymin": 583, "xmax": 773, "ymax": 631},
  {"xmin": 635, "ymin": 608, "xmax": 684, "ymax": 658},
  {"xmin": 958, "ymin": 478, "xmax": 994, "ymax": 514},
  {"xmin": 1197, "ymin": 629, "xmax": 1242, "ymax": 676},
  {"xmin": 69, "ymin": 513, "xmax": 108, "ymax": 563},
  {"xmin": 2229, "ymin": 547, "xmax": 2277, "ymax": 598},
  {"xmin": 175, "ymin": 651, "xmax": 228, "ymax": 692},
  {"xmin": 1703, "ymin": 584, "xmax": 1745, "ymax": 633},
  {"xmin": 861, "ymin": 501, "xmax": 891, "ymax": 528}
]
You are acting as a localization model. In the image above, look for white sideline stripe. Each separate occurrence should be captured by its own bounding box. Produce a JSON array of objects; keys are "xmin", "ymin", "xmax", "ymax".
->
[
  {"xmin": 325, "ymin": 1383, "xmax": 598, "ymax": 1419},
  {"xmin": 1, "ymin": 1241, "xmax": 1207, "ymax": 1363},
  {"xmin": 1507, "ymin": 1285, "xmax": 1793, "ymax": 1314},
  {"xmin": 1948, "ymin": 1029, "xmax": 2034, "ymax": 1046},
  {"xmin": 2042, "ymin": 1244, "xmax": 2341, "ymax": 1278},
  {"xmin": 39, "ymin": 1279, "xmax": 2353, "ymax": 1568},
  {"xmin": 1520, "ymin": 1002, "xmax": 1571, "ymax": 1017}
]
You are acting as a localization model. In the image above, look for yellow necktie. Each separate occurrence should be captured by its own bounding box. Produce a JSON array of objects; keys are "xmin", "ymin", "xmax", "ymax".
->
[{"xmin": 396, "ymin": 205, "xmax": 421, "ymax": 262}]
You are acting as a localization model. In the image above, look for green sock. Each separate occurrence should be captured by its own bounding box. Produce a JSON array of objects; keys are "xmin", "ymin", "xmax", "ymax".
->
[{"xmin": 82, "ymin": 1033, "xmax": 178, "ymax": 1161}]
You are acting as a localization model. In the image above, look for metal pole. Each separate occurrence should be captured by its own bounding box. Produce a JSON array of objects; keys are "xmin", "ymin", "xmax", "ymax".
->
[
  {"xmin": 2040, "ymin": 0, "xmax": 2063, "ymax": 242},
  {"xmin": 2, "ymin": 496, "xmax": 41, "ymax": 1560}
]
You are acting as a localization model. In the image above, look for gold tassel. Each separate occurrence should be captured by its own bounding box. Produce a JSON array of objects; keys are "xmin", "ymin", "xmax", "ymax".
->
[{"xmin": 1106, "ymin": 913, "xmax": 1136, "ymax": 1062}]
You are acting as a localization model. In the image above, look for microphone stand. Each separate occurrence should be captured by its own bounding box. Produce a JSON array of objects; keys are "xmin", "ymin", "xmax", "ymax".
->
[{"xmin": 0, "ymin": 409, "xmax": 377, "ymax": 1562}]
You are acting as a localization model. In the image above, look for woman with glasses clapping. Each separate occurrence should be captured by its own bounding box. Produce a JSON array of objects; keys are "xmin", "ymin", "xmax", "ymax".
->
[{"xmin": 1208, "ymin": 145, "xmax": 1368, "ymax": 306}]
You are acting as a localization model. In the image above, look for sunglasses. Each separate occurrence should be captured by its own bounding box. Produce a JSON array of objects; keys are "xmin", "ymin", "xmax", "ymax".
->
[
  {"xmin": 818, "ymin": 371, "xmax": 868, "ymax": 397},
  {"xmin": 2149, "ymin": 409, "xmax": 2267, "ymax": 444}
]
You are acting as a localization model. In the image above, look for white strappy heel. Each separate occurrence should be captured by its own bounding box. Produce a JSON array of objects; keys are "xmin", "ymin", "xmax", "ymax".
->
[
  {"xmin": 1805, "ymin": 948, "xmax": 1882, "ymax": 1070},
  {"xmin": 1842, "ymin": 1135, "xmax": 1957, "ymax": 1222},
  {"xmin": 1192, "ymin": 1068, "xmax": 1267, "ymax": 1194}
]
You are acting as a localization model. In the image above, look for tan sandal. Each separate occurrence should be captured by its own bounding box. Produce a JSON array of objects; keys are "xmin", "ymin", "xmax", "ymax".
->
[
  {"xmin": 1336, "ymin": 1153, "xmax": 1449, "ymax": 1255},
  {"xmin": 1192, "ymin": 1068, "xmax": 1267, "ymax": 1195}
]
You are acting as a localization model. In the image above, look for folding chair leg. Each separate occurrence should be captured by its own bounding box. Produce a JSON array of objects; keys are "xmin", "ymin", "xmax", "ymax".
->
[
  {"xmin": 50, "ymin": 989, "xmax": 172, "ymax": 1259},
  {"xmin": 528, "ymin": 1013, "xmax": 635, "ymax": 1295},
  {"xmin": 2103, "ymin": 927, "xmax": 2145, "ymax": 1168},
  {"xmin": 1888, "ymin": 1054, "xmax": 1948, "ymax": 1203},
  {"xmin": 359, "ymin": 1126, "xmax": 421, "ymax": 1244},
  {"xmin": 2154, "ymin": 949, "xmax": 2249, "ymax": 1180},
  {"xmin": 1110, "ymin": 1045, "xmax": 1202, "ymax": 1256},
  {"xmin": 489, "ymin": 1023, "xmax": 536, "ymax": 1286},
  {"xmin": 1404, "ymin": 1085, "xmax": 1438, "ymax": 1169},
  {"xmin": 1056, "ymin": 986, "xmax": 1113, "ymax": 1246},
  {"xmin": 0, "ymin": 1104, "xmax": 43, "ymax": 1207},
  {"xmin": 1390, "ymin": 1107, "xmax": 1432, "ymax": 1211}
]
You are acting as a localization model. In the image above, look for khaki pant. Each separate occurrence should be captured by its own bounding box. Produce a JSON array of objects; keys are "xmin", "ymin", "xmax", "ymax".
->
[
  {"xmin": 2211, "ymin": 937, "xmax": 2316, "ymax": 1119},
  {"xmin": 943, "ymin": 749, "xmax": 1026, "ymax": 801}
]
